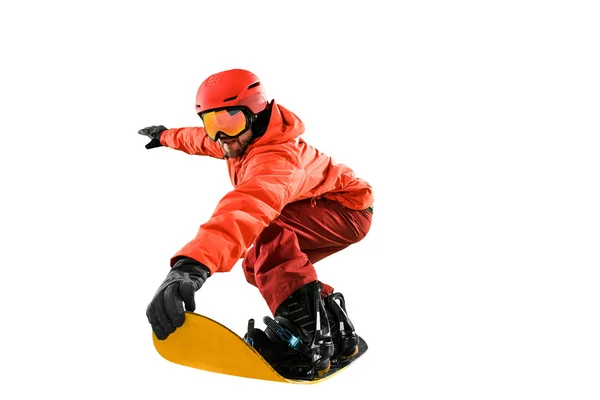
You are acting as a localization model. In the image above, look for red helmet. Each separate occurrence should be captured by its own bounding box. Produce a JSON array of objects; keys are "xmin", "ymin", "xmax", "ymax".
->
[{"xmin": 195, "ymin": 69, "xmax": 268, "ymax": 115}]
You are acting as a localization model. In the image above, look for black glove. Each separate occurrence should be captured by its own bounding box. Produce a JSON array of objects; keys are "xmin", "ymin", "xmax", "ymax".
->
[
  {"xmin": 138, "ymin": 125, "xmax": 167, "ymax": 149},
  {"xmin": 146, "ymin": 257, "xmax": 210, "ymax": 340}
]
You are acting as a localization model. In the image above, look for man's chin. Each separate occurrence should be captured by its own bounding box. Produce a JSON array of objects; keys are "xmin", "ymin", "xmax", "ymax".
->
[
  {"xmin": 220, "ymin": 138, "xmax": 251, "ymax": 158},
  {"xmin": 223, "ymin": 148, "xmax": 244, "ymax": 158}
]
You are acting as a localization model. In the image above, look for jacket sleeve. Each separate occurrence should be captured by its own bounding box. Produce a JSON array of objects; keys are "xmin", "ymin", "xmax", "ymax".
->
[
  {"xmin": 170, "ymin": 150, "xmax": 307, "ymax": 274},
  {"xmin": 159, "ymin": 127, "xmax": 224, "ymax": 159}
]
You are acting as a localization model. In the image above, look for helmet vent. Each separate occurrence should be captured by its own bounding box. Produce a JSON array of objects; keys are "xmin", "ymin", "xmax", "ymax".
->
[
  {"xmin": 206, "ymin": 75, "xmax": 219, "ymax": 85},
  {"xmin": 223, "ymin": 96, "xmax": 237, "ymax": 102},
  {"xmin": 247, "ymin": 82, "xmax": 260, "ymax": 89}
]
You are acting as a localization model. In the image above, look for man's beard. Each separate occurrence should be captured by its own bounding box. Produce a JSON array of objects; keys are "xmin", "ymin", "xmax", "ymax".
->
[{"xmin": 222, "ymin": 133, "xmax": 253, "ymax": 158}]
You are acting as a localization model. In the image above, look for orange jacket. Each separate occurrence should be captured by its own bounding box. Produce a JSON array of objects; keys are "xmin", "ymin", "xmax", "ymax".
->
[{"xmin": 159, "ymin": 101, "xmax": 374, "ymax": 274}]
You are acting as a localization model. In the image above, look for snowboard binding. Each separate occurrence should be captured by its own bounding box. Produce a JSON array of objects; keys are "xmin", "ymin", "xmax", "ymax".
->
[
  {"xmin": 244, "ymin": 281, "xmax": 334, "ymax": 380},
  {"xmin": 245, "ymin": 316, "xmax": 331, "ymax": 380}
]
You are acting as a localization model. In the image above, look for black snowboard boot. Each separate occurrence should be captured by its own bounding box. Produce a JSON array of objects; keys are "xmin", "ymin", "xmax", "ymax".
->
[
  {"xmin": 323, "ymin": 292, "xmax": 360, "ymax": 363},
  {"xmin": 244, "ymin": 281, "xmax": 334, "ymax": 380}
]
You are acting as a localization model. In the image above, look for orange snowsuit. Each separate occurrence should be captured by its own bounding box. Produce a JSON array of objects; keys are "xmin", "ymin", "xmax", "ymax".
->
[{"xmin": 159, "ymin": 101, "xmax": 374, "ymax": 275}]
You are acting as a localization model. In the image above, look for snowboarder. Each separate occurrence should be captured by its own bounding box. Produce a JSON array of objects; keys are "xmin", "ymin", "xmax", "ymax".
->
[{"xmin": 140, "ymin": 69, "xmax": 374, "ymax": 380}]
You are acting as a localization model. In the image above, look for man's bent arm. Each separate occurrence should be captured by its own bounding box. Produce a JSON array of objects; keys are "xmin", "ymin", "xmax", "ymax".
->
[{"xmin": 170, "ymin": 151, "xmax": 307, "ymax": 274}]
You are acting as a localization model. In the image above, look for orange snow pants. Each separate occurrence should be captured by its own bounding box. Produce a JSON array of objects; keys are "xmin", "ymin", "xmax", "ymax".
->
[{"xmin": 242, "ymin": 197, "xmax": 372, "ymax": 314}]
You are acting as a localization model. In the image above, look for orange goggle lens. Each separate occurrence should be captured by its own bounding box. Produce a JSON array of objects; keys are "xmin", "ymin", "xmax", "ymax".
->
[{"xmin": 202, "ymin": 109, "xmax": 249, "ymax": 141}]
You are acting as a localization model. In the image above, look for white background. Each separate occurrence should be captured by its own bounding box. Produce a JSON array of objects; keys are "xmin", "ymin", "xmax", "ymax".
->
[{"xmin": 1, "ymin": 1, "xmax": 599, "ymax": 399}]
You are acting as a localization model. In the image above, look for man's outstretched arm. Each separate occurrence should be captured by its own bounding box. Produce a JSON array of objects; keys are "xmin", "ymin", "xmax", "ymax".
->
[{"xmin": 138, "ymin": 125, "xmax": 224, "ymax": 158}]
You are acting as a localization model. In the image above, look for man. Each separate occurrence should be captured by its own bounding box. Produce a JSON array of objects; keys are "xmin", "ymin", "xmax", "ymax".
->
[{"xmin": 139, "ymin": 69, "xmax": 374, "ymax": 380}]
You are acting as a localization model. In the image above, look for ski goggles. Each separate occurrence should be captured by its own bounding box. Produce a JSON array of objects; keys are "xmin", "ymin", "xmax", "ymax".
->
[{"xmin": 200, "ymin": 107, "xmax": 253, "ymax": 141}]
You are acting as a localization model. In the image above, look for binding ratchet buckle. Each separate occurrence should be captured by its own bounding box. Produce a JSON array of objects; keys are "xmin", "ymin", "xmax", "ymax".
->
[
  {"xmin": 245, "ymin": 319, "xmax": 255, "ymax": 346},
  {"xmin": 263, "ymin": 316, "xmax": 302, "ymax": 350}
]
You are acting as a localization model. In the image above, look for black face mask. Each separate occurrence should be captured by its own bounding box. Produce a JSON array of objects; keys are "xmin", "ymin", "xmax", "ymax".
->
[{"xmin": 250, "ymin": 101, "xmax": 273, "ymax": 138}]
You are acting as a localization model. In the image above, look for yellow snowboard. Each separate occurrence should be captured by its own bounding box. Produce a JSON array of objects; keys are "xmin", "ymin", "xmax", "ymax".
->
[{"xmin": 152, "ymin": 312, "xmax": 368, "ymax": 384}]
